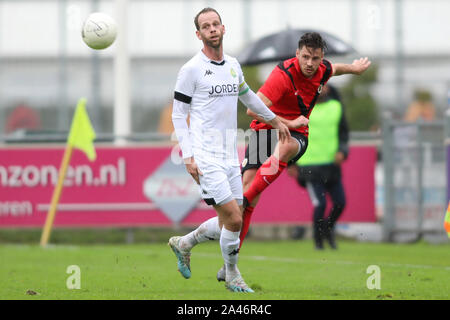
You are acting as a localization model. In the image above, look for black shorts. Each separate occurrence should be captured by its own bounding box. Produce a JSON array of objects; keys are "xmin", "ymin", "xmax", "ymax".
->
[{"xmin": 241, "ymin": 129, "xmax": 308, "ymax": 174}]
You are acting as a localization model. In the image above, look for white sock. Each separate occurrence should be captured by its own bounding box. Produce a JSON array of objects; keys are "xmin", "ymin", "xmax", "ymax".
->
[
  {"xmin": 220, "ymin": 227, "xmax": 241, "ymax": 280},
  {"xmin": 226, "ymin": 263, "xmax": 239, "ymax": 278},
  {"xmin": 179, "ymin": 217, "xmax": 221, "ymax": 251}
]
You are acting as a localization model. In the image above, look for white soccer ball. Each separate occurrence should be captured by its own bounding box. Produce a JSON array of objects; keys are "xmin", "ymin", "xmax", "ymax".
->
[{"xmin": 82, "ymin": 12, "xmax": 117, "ymax": 50}]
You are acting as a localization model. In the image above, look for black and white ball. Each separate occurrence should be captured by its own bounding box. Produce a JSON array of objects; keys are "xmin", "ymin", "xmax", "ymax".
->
[{"xmin": 82, "ymin": 12, "xmax": 117, "ymax": 50}]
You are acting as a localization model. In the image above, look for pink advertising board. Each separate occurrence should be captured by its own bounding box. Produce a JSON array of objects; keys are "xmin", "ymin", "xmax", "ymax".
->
[{"xmin": 0, "ymin": 144, "xmax": 376, "ymax": 228}]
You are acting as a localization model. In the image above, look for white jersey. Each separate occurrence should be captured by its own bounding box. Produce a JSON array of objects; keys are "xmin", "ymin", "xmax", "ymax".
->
[{"xmin": 172, "ymin": 50, "xmax": 275, "ymax": 166}]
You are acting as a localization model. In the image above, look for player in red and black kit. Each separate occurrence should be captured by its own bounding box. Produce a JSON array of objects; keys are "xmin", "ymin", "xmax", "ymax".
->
[{"xmin": 217, "ymin": 32, "xmax": 371, "ymax": 281}]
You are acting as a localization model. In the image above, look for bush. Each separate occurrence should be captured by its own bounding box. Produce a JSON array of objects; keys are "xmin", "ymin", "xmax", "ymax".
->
[
  {"xmin": 340, "ymin": 63, "xmax": 379, "ymax": 131},
  {"xmin": 237, "ymin": 66, "xmax": 262, "ymax": 130}
]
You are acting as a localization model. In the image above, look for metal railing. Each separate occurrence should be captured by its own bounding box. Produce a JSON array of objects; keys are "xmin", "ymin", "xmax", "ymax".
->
[{"xmin": 381, "ymin": 118, "xmax": 447, "ymax": 242}]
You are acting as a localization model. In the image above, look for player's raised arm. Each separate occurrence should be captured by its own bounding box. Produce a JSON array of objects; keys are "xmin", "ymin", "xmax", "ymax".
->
[{"xmin": 332, "ymin": 57, "xmax": 371, "ymax": 77}]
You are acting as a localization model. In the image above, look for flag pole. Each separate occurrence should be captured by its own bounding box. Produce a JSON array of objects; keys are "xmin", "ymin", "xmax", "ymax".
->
[
  {"xmin": 40, "ymin": 144, "xmax": 73, "ymax": 247},
  {"xmin": 40, "ymin": 97, "xmax": 96, "ymax": 247}
]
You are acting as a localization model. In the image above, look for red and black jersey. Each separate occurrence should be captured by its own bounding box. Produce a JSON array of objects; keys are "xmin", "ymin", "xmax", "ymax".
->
[{"xmin": 251, "ymin": 57, "xmax": 333, "ymax": 137}]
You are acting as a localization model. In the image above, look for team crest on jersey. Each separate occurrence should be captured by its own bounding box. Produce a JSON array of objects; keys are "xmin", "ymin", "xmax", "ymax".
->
[
  {"xmin": 230, "ymin": 68, "xmax": 237, "ymax": 78},
  {"xmin": 317, "ymin": 84, "xmax": 323, "ymax": 94}
]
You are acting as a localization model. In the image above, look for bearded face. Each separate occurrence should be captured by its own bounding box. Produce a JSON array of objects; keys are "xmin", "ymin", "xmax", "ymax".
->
[
  {"xmin": 296, "ymin": 46, "xmax": 324, "ymax": 78},
  {"xmin": 196, "ymin": 11, "xmax": 225, "ymax": 49}
]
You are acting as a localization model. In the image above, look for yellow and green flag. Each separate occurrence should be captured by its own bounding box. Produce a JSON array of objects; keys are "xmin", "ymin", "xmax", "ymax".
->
[
  {"xmin": 40, "ymin": 98, "xmax": 96, "ymax": 247},
  {"xmin": 68, "ymin": 98, "xmax": 96, "ymax": 161},
  {"xmin": 445, "ymin": 202, "xmax": 450, "ymax": 238}
]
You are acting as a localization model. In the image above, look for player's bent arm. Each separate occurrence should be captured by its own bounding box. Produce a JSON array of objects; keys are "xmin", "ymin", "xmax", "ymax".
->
[
  {"xmin": 247, "ymin": 108, "xmax": 308, "ymax": 129},
  {"xmin": 239, "ymin": 88, "xmax": 291, "ymax": 143},
  {"xmin": 239, "ymin": 88, "xmax": 276, "ymax": 122},
  {"xmin": 246, "ymin": 92, "xmax": 308, "ymax": 129},
  {"xmin": 332, "ymin": 57, "xmax": 371, "ymax": 77},
  {"xmin": 245, "ymin": 92, "xmax": 271, "ymax": 123}
]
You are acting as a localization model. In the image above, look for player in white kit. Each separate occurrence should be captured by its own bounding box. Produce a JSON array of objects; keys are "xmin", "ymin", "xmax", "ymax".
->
[{"xmin": 168, "ymin": 7, "xmax": 290, "ymax": 293}]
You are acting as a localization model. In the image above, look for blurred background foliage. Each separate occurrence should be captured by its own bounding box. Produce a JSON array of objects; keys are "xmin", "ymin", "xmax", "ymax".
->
[
  {"xmin": 341, "ymin": 63, "xmax": 379, "ymax": 131},
  {"xmin": 237, "ymin": 66, "xmax": 263, "ymax": 130}
]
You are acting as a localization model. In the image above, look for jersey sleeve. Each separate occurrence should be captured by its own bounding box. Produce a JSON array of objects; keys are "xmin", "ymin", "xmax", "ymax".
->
[
  {"xmin": 172, "ymin": 65, "xmax": 195, "ymax": 159},
  {"xmin": 258, "ymin": 67, "xmax": 288, "ymax": 104},
  {"xmin": 235, "ymin": 61, "xmax": 275, "ymax": 121},
  {"xmin": 322, "ymin": 59, "xmax": 334, "ymax": 84},
  {"xmin": 236, "ymin": 62, "xmax": 250, "ymax": 96},
  {"xmin": 174, "ymin": 64, "xmax": 196, "ymax": 102}
]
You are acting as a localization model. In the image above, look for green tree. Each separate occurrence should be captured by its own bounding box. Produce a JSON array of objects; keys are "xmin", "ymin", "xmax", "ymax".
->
[
  {"xmin": 340, "ymin": 63, "xmax": 379, "ymax": 131},
  {"xmin": 237, "ymin": 66, "xmax": 262, "ymax": 130}
]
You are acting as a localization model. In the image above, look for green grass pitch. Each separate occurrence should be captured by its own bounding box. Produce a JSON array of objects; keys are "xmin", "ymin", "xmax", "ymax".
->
[{"xmin": 0, "ymin": 240, "xmax": 449, "ymax": 300}]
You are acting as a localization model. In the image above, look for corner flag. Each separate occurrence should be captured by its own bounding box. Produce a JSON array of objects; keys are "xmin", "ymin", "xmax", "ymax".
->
[
  {"xmin": 40, "ymin": 98, "xmax": 96, "ymax": 247},
  {"xmin": 445, "ymin": 202, "xmax": 450, "ymax": 238},
  {"xmin": 68, "ymin": 98, "xmax": 97, "ymax": 161}
]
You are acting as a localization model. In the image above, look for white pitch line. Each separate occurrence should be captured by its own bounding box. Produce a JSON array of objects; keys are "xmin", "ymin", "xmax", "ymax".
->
[{"xmin": 195, "ymin": 252, "xmax": 450, "ymax": 271}]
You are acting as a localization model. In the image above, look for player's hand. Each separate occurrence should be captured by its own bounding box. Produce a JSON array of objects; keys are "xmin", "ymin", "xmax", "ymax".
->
[
  {"xmin": 184, "ymin": 157, "xmax": 203, "ymax": 185},
  {"xmin": 289, "ymin": 115, "xmax": 309, "ymax": 129},
  {"xmin": 269, "ymin": 116, "xmax": 291, "ymax": 144},
  {"xmin": 352, "ymin": 57, "xmax": 371, "ymax": 75}
]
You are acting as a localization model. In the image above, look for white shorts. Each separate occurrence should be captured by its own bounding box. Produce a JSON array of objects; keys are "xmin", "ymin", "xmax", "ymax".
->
[{"xmin": 196, "ymin": 161, "xmax": 243, "ymax": 206}]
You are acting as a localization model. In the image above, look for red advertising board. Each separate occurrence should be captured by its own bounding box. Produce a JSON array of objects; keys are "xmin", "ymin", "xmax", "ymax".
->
[{"xmin": 0, "ymin": 144, "xmax": 376, "ymax": 228}]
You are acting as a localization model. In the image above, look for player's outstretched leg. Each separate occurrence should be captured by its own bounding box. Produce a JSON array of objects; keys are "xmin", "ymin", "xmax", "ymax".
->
[
  {"xmin": 168, "ymin": 217, "xmax": 221, "ymax": 279},
  {"xmin": 243, "ymin": 155, "xmax": 287, "ymax": 205},
  {"xmin": 168, "ymin": 236, "xmax": 192, "ymax": 279}
]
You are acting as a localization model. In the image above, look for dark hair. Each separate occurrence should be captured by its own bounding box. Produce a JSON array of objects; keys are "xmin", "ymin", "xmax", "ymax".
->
[
  {"xmin": 298, "ymin": 32, "xmax": 327, "ymax": 52},
  {"xmin": 194, "ymin": 7, "xmax": 222, "ymax": 30}
]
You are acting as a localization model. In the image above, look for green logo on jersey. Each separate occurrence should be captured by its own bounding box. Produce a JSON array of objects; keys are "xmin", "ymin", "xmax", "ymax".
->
[{"xmin": 230, "ymin": 68, "xmax": 237, "ymax": 78}]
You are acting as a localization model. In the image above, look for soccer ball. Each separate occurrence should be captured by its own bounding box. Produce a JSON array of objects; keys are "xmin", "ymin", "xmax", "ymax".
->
[{"xmin": 82, "ymin": 12, "xmax": 117, "ymax": 50}]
